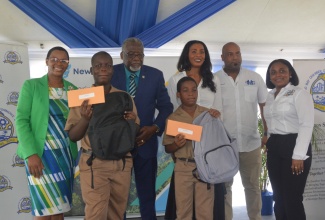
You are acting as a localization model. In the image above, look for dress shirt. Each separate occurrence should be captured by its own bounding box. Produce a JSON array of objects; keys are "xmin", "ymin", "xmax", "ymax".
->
[
  {"xmin": 124, "ymin": 67, "xmax": 140, "ymax": 93},
  {"xmin": 264, "ymin": 83, "xmax": 314, "ymax": 160},
  {"xmin": 215, "ymin": 68, "xmax": 268, "ymax": 152},
  {"xmin": 166, "ymin": 71, "xmax": 223, "ymax": 116}
]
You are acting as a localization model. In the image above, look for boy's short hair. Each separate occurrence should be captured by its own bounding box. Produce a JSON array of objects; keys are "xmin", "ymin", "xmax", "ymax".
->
[{"xmin": 177, "ymin": 76, "xmax": 197, "ymax": 92}]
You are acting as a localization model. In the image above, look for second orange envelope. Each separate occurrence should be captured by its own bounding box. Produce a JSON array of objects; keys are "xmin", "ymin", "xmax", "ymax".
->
[{"xmin": 166, "ymin": 119, "xmax": 202, "ymax": 142}]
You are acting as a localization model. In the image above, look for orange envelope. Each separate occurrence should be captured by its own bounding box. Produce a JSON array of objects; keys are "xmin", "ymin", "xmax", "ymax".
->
[
  {"xmin": 67, "ymin": 86, "xmax": 105, "ymax": 107},
  {"xmin": 166, "ymin": 119, "xmax": 202, "ymax": 142}
]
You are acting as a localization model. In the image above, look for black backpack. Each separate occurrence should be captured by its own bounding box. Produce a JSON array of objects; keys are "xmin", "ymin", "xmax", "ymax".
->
[{"xmin": 87, "ymin": 91, "xmax": 137, "ymax": 160}]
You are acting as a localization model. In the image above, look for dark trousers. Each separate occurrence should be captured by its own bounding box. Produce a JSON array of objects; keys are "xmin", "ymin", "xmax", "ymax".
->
[
  {"xmin": 164, "ymin": 171, "xmax": 225, "ymax": 220},
  {"xmin": 133, "ymin": 154, "xmax": 158, "ymax": 220},
  {"xmin": 266, "ymin": 134, "xmax": 311, "ymax": 220}
]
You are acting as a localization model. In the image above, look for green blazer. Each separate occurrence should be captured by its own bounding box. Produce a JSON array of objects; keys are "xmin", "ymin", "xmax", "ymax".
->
[{"xmin": 16, "ymin": 74, "xmax": 78, "ymax": 160}]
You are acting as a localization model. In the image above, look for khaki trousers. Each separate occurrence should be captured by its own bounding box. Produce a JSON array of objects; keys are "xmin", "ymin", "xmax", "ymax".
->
[
  {"xmin": 174, "ymin": 159, "xmax": 214, "ymax": 220},
  {"xmin": 79, "ymin": 153, "xmax": 132, "ymax": 220},
  {"xmin": 225, "ymin": 147, "xmax": 262, "ymax": 220}
]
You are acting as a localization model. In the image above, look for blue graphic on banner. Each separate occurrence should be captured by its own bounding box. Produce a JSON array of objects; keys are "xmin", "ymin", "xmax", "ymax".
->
[
  {"xmin": 0, "ymin": 109, "xmax": 18, "ymax": 148},
  {"xmin": 17, "ymin": 197, "xmax": 31, "ymax": 214},
  {"xmin": 3, "ymin": 51, "xmax": 23, "ymax": 64},
  {"xmin": 309, "ymin": 72, "xmax": 325, "ymax": 112},
  {"xmin": 0, "ymin": 175, "xmax": 13, "ymax": 192}
]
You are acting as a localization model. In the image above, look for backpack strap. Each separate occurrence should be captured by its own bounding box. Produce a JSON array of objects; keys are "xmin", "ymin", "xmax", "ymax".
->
[
  {"xmin": 192, "ymin": 168, "xmax": 211, "ymax": 190},
  {"xmin": 121, "ymin": 155, "xmax": 133, "ymax": 171},
  {"xmin": 86, "ymin": 152, "xmax": 96, "ymax": 189}
]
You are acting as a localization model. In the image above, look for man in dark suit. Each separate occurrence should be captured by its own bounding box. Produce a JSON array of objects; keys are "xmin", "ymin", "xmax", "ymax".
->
[{"xmin": 111, "ymin": 37, "xmax": 173, "ymax": 220}]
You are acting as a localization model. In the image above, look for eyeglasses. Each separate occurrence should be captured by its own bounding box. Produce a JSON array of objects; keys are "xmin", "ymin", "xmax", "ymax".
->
[
  {"xmin": 124, "ymin": 52, "xmax": 145, "ymax": 59},
  {"xmin": 48, "ymin": 57, "xmax": 69, "ymax": 64},
  {"xmin": 93, "ymin": 63, "xmax": 113, "ymax": 69}
]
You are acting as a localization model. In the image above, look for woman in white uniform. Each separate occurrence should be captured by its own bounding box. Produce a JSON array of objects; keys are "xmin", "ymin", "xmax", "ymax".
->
[{"xmin": 264, "ymin": 59, "xmax": 314, "ymax": 220}]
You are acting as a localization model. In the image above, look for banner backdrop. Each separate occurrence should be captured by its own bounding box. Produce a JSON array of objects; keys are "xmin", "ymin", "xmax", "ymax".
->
[
  {"xmin": 0, "ymin": 44, "xmax": 32, "ymax": 219},
  {"xmin": 293, "ymin": 59, "xmax": 325, "ymax": 220}
]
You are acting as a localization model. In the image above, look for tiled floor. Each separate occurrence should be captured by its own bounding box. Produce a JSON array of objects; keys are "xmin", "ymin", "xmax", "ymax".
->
[
  {"xmin": 66, "ymin": 173, "xmax": 275, "ymax": 220},
  {"xmin": 125, "ymin": 176, "xmax": 276, "ymax": 219},
  {"xmin": 231, "ymin": 172, "xmax": 275, "ymax": 220},
  {"xmin": 233, "ymin": 206, "xmax": 275, "ymax": 220}
]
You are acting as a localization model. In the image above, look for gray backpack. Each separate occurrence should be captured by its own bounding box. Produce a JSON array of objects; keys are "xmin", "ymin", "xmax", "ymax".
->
[{"xmin": 192, "ymin": 111, "xmax": 239, "ymax": 184}]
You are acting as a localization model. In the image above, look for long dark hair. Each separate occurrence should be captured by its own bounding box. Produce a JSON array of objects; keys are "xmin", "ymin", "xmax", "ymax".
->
[
  {"xmin": 177, "ymin": 40, "xmax": 216, "ymax": 92},
  {"xmin": 266, "ymin": 59, "xmax": 299, "ymax": 89}
]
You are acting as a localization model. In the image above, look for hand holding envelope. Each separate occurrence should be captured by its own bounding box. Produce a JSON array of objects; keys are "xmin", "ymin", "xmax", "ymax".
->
[
  {"xmin": 174, "ymin": 133, "xmax": 187, "ymax": 149},
  {"xmin": 80, "ymin": 99, "xmax": 93, "ymax": 121},
  {"xmin": 165, "ymin": 119, "xmax": 202, "ymax": 142},
  {"xmin": 67, "ymin": 86, "xmax": 105, "ymax": 107}
]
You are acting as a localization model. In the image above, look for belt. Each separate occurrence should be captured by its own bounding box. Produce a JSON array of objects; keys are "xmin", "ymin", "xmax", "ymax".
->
[
  {"xmin": 177, "ymin": 158, "xmax": 195, "ymax": 163},
  {"xmin": 82, "ymin": 148, "xmax": 131, "ymax": 190},
  {"xmin": 82, "ymin": 148, "xmax": 133, "ymax": 158},
  {"xmin": 82, "ymin": 148, "xmax": 92, "ymax": 155}
]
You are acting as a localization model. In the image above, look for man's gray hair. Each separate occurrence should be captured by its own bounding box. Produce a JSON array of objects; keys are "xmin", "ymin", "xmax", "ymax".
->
[{"xmin": 122, "ymin": 37, "xmax": 144, "ymax": 51}]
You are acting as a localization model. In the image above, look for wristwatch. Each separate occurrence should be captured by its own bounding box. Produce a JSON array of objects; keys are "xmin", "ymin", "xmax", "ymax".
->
[{"xmin": 153, "ymin": 124, "xmax": 160, "ymax": 133}]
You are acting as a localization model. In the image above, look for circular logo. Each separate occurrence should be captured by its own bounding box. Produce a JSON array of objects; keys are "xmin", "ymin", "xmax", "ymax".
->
[
  {"xmin": 3, "ymin": 51, "xmax": 23, "ymax": 65},
  {"xmin": 7, "ymin": 91, "xmax": 19, "ymax": 106},
  {"xmin": 0, "ymin": 109, "xmax": 18, "ymax": 148},
  {"xmin": 0, "ymin": 175, "xmax": 13, "ymax": 192},
  {"xmin": 17, "ymin": 197, "xmax": 31, "ymax": 214},
  {"xmin": 310, "ymin": 73, "xmax": 325, "ymax": 112}
]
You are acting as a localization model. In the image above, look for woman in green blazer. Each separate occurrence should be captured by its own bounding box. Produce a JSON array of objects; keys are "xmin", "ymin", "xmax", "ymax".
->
[{"xmin": 16, "ymin": 46, "xmax": 77, "ymax": 220}]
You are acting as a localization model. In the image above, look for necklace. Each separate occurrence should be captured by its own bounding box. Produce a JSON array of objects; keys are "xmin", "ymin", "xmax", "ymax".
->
[{"xmin": 49, "ymin": 87, "xmax": 65, "ymax": 99}]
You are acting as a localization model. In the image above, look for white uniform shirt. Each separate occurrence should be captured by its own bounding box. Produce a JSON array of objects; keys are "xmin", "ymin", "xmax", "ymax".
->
[
  {"xmin": 215, "ymin": 68, "xmax": 268, "ymax": 152},
  {"xmin": 264, "ymin": 83, "xmax": 314, "ymax": 160},
  {"xmin": 166, "ymin": 71, "xmax": 223, "ymax": 115}
]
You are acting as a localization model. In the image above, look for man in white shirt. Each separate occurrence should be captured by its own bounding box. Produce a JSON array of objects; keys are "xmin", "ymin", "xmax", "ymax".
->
[{"xmin": 215, "ymin": 42, "xmax": 268, "ymax": 220}]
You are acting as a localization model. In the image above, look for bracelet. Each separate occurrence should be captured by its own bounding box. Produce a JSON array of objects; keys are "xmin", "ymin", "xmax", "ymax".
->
[
  {"xmin": 153, "ymin": 124, "xmax": 160, "ymax": 133},
  {"xmin": 263, "ymin": 131, "xmax": 268, "ymax": 136}
]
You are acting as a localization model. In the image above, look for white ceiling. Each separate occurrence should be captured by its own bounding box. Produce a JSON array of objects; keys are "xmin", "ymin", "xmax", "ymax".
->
[{"xmin": 1, "ymin": 0, "xmax": 325, "ymax": 67}]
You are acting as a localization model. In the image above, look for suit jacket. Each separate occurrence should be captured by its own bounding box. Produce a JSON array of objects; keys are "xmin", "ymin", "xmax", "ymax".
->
[
  {"xmin": 112, "ymin": 63, "xmax": 173, "ymax": 159},
  {"xmin": 16, "ymin": 74, "xmax": 78, "ymax": 160}
]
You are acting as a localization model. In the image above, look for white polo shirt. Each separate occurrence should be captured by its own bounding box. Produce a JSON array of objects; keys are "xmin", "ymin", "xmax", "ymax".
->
[
  {"xmin": 215, "ymin": 68, "xmax": 268, "ymax": 152},
  {"xmin": 264, "ymin": 83, "xmax": 314, "ymax": 160},
  {"xmin": 166, "ymin": 71, "xmax": 223, "ymax": 116}
]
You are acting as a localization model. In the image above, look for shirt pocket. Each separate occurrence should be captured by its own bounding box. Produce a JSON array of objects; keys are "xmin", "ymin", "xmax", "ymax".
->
[{"xmin": 244, "ymin": 86, "xmax": 258, "ymax": 103}]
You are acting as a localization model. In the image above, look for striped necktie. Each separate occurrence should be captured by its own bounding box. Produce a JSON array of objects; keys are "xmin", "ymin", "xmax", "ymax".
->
[{"xmin": 129, "ymin": 72, "xmax": 137, "ymax": 97}]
